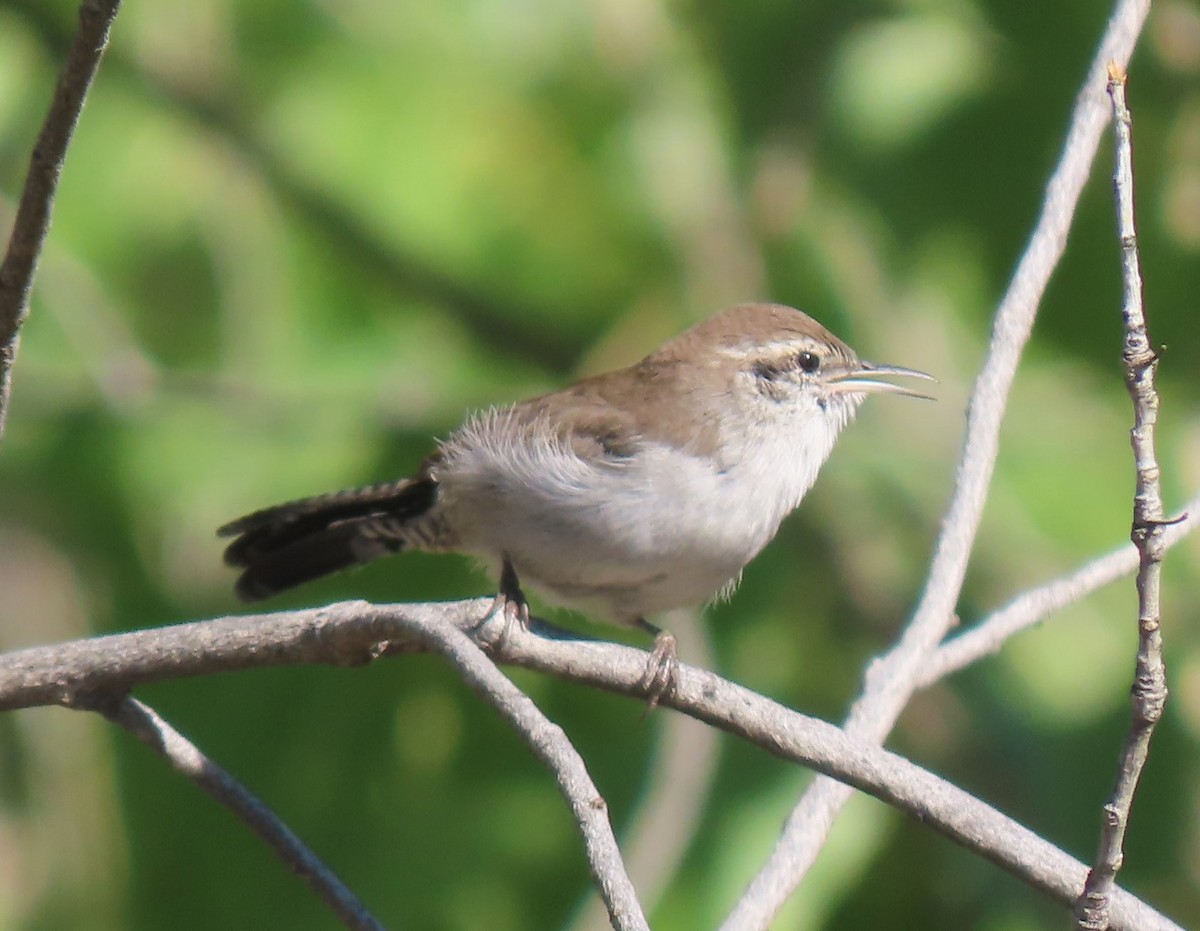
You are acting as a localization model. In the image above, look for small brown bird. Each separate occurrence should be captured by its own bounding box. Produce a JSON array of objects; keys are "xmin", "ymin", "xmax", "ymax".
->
[{"xmin": 220, "ymin": 303, "xmax": 932, "ymax": 691}]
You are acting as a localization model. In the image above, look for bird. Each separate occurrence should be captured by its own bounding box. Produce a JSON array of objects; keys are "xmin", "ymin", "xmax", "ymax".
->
[{"xmin": 219, "ymin": 303, "xmax": 933, "ymax": 699}]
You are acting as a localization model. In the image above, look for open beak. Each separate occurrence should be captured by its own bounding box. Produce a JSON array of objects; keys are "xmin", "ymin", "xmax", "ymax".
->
[{"xmin": 826, "ymin": 361, "xmax": 937, "ymax": 401}]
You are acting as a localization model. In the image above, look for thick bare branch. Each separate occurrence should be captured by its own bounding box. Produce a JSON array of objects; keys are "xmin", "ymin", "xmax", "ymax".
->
[
  {"xmin": 0, "ymin": 601, "xmax": 1182, "ymax": 931},
  {"xmin": 0, "ymin": 0, "xmax": 122, "ymax": 440},
  {"xmin": 1074, "ymin": 64, "xmax": 1171, "ymax": 931},
  {"xmin": 721, "ymin": 3, "xmax": 1153, "ymax": 927}
]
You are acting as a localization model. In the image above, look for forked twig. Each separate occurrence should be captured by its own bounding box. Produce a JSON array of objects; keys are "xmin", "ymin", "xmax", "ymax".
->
[{"xmin": 921, "ymin": 496, "xmax": 1194, "ymax": 686}]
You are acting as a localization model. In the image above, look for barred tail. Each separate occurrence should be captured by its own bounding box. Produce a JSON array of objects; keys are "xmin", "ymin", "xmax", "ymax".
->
[{"xmin": 218, "ymin": 478, "xmax": 438, "ymax": 601}]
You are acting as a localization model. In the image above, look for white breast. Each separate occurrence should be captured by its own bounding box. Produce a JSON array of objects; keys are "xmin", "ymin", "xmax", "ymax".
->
[{"xmin": 434, "ymin": 400, "xmax": 855, "ymax": 623}]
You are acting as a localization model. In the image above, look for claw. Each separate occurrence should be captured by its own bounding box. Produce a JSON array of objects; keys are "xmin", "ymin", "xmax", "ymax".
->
[{"xmin": 636, "ymin": 620, "xmax": 678, "ymax": 711}]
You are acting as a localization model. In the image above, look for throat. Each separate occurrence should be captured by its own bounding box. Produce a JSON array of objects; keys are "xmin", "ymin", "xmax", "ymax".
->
[{"xmin": 721, "ymin": 409, "xmax": 849, "ymax": 534}]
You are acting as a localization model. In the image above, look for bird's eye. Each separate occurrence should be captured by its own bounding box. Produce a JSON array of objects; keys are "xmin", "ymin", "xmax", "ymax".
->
[{"xmin": 797, "ymin": 351, "xmax": 821, "ymax": 374}]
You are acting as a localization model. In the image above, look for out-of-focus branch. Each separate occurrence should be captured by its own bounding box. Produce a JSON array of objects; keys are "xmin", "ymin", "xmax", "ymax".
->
[
  {"xmin": 721, "ymin": 3, "xmax": 1152, "ymax": 928},
  {"xmin": 0, "ymin": 0, "xmax": 122, "ymax": 440},
  {"xmin": 9, "ymin": 3, "xmax": 598, "ymax": 380},
  {"xmin": 74, "ymin": 693, "xmax": 386, "ymax": 931},
  {"xmin": 1074, "ymin": 64, "xmax": 1171, "ymax": 931},
  {"xmin": 0, "ymin": 601, "xmax": 1182, "ymax": 930}
]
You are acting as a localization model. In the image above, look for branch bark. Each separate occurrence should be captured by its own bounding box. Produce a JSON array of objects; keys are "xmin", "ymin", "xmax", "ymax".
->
[
  {"xmin": 0, "ymin": 600, "xmax": 1182, "ymax": 931},
  {"xmin": 1074, "ymin": 64, "xmax": 1171, "ymax": 931}
]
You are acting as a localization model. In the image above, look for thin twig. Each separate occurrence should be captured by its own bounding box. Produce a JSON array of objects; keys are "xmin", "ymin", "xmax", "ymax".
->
[
  {"xmin": 1073, "ymin": 64, "xmax": 1170, "ymax": 931},
  {"xmin": 412, "ymin": 616, "xmax": 650, "ymax": 931},
  {"xmin": 74, "ymin": 692, "xmax": 386, "ymax": 931},
  {"xmin": 0, "ymin": 0, "xmax": 122, "ymax": 440},
  {"xmin": 921, "ymin": 495, "xmax": 1195, "ymax": 687},
  {"xmin": 720, "ymin": 3, "xmax": 1152, "ymax": 928},
  {"xmin": 0, "ymin": 601, "xmax": 1182, "ymax": 930}
]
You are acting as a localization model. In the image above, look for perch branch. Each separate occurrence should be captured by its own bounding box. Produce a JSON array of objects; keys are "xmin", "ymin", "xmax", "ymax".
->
[{"xmin": 0, "ymin": 601, "xmax": 1181, "ymax": 931}]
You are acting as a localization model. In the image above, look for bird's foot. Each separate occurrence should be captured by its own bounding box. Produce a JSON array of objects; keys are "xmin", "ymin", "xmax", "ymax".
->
[
  {"xmin": 636, "ymin": 620, "xmax": 678, "ymax": 711},
  {"xmin": 476, "ymin": 556, "xmax": 529, "ymax": 649}
]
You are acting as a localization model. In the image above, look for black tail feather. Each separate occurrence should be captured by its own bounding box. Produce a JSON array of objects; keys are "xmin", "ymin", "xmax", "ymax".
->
[{"xmin": 219, "ymin": 478, "xmax": 438, "ymax": 601}]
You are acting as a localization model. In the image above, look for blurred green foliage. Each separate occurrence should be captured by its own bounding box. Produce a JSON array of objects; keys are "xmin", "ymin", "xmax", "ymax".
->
[{"xmin": 1, "ymin": 0, "xmax": 1199, "ymax": 929}]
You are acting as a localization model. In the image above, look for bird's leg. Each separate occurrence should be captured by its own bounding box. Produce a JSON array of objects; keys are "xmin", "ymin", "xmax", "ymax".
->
[
  {"xmin": 479, "ymin": 555, "xmax": 530, "ymax": 647},
  {"xmin": 635, "ymin": 618, "xmax": 678, "ymax": 710}
]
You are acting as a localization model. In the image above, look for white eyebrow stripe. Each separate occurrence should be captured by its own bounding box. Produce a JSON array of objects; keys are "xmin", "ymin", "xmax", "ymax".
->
[{"xmin": 714, "ymin": 341, "xmax": 815, "ymax": 360}]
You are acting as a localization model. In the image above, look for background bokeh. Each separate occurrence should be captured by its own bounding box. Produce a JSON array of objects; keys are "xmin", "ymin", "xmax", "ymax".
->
[{"xmin": 2, "ymin": 1, "xmax": 1199, "ymax": 929}]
